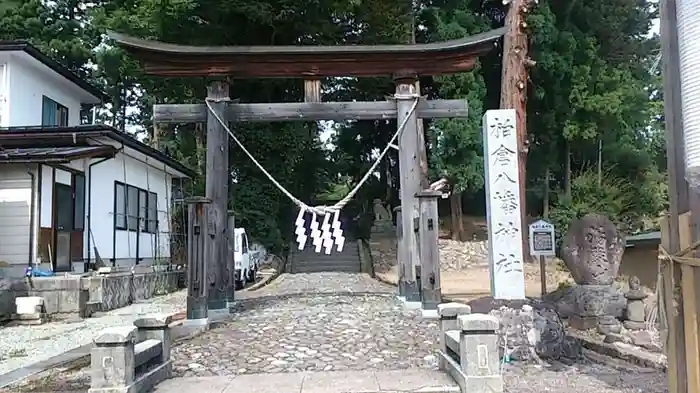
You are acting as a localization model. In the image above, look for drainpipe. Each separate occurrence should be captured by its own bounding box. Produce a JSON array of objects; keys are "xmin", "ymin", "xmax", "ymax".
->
[
  {"xmin": 86, "ymin": 153, "xmax": 118, "ymax": 270},
  {"xmin": 26, "ymin": 165, "xmax": 36, "ymax": 267}
]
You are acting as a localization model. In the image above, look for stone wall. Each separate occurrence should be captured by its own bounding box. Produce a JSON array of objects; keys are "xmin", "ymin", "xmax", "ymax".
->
[
  {"xmin": 0, "ymin": 270, "xmax": 184, "ymax": 321},
  {"xmin": 84, "ymin": 270, "xmax": 182, "ymax": 311}
]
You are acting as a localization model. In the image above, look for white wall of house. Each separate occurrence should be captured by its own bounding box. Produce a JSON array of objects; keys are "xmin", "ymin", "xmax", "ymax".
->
[
  {"xmin": 89, "ymin": 151, "xmax": 173, "ymax": 265},
  {"xmin": 0, "ymin": 51, "xmax": 101, "ymax": 127}
]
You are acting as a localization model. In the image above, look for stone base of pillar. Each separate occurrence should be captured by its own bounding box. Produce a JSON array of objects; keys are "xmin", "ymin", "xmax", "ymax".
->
[
  {"xmin": 186, "ymin": 296, "xmax": 208, "ymax": 321},
  {"xmin": 404, "ymin": 281, "xmax": 421, "ymax": 302},
  {"xmin": 208, "ymin": 307, "xmax": 230, "ymax": 322}
]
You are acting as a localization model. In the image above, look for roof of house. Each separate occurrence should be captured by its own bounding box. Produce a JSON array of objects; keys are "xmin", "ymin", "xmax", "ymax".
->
[
  {"xmin": 625, "ymin": 231, "xmax": 661, "ymax": 248},
  {"xmin": 0, "ymin": 40, "xmax": 109, "ymax": 103},
  {"xmin": 0, "ymin": 124, "xmax": 196, "ymax": 178},
  {"xmin": 0, "ymin": 146, "xmax": 117, "ymax": 163}
]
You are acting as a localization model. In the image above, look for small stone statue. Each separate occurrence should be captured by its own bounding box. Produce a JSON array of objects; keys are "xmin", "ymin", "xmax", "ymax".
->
[
  {"xmin": 623, "ymin": 275, "xmax": 647, "ymax": 330},
  {"xmin": 371, "ymin": 199, "xmax": 394, "ymax": 234},
  {"xmin": 597, "ymin": 315, "xmax": 622, "ymax": 335}
]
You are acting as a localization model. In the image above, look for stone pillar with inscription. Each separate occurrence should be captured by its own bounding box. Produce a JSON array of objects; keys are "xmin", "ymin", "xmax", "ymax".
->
[{"xmin": 483, "ymin": 109, "xmax": 526, "ymax": 300}]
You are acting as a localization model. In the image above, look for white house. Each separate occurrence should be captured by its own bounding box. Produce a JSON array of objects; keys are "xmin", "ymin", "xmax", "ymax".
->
[{"xmin": 0, "ymin": 41, "xmax": 195, "ymax": 279}]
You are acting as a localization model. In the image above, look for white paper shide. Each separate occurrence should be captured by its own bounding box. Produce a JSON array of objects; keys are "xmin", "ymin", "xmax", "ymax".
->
[{"xmin": 482, "ymin": 109, "xmax": 525, "ymax": 299}]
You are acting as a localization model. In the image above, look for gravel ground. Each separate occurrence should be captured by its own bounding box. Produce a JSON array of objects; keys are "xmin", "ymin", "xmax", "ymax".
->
[{"xmin": 0, "ymin": 290, "xmax": 186, "ymax": 376}]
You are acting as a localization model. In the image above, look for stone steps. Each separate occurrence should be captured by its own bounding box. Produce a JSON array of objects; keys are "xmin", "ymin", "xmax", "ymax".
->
[{"xmin": 289, "ymin": 242, "xmax": 362, "ymax": 274}]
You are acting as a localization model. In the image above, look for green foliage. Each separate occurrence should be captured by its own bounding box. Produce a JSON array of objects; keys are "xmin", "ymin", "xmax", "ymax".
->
[{"xmin": 549, "ymin": 167, "xmax": 666, "ymax": 246}]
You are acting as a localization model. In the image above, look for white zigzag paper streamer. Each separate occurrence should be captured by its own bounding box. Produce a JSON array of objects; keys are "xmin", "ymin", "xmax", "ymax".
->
[
  {"xmin": 321, "ymin": 213, "xmax": 333, "ymax": 255},
  {"xmin": 310, "ymin": 212, "xmax": 323, "ymax": 252},
  {"xmin": 294, "ymin": 208, "xmax": 307, "ymax": 250},
  {"xmin": 331, "ymin": 210, "xmax": 345, "ymax": 252}
]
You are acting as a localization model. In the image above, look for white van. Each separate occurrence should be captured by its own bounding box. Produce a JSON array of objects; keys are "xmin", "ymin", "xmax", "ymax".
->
[{"xmin": 233, "ymin": 228, "xmax": 257, "ymax": 289}]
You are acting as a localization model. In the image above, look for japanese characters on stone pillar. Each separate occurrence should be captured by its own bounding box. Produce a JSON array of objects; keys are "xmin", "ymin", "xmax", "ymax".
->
[{"xmin": 483, "ymin": 109, "xmax": 525, "ymax": 300}]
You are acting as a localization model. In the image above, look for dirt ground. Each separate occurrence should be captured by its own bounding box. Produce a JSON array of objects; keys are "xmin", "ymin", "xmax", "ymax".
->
[{"xmin": 370, "ymin": 237, "xmax": 574, "ymax": 303}]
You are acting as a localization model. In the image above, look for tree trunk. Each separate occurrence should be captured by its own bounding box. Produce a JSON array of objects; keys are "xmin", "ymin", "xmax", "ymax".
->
[
  {"xmin": 565, "ymin": 141, "xmax": 572, "ymax": 199},
  {"xmin": 450, "ymin": 192, "xmax": 465, "ymax": 241},
  {"xmin": 543, "ymin": 166, "xmax": 550, "ymax": 218},
  {"xmin": 597, "ymin": 138, "xmax": 603, "ymax": 186}
]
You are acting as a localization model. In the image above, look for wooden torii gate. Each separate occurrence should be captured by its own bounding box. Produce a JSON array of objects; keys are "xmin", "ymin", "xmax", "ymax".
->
[{"xmin": 110, "ymin": 28, "xmax": 505, "ymax": 321}]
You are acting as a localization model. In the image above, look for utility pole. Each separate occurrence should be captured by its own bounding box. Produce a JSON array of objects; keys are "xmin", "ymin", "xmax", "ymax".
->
[{"xmin": 500, "ymin": 0, "xmax": 536, "ymax": 261}]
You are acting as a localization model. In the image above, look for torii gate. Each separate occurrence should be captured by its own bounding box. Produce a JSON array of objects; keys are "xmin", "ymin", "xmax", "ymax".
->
[{"xmin": 110, "ymin": 28, "xmax": 505, "ymax": 322}]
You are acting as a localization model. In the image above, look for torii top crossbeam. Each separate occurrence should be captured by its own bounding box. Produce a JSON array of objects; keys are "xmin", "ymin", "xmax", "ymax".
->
[{"xmin": 107, "ymin": 28, "xmax": 505, "ymax": 78}]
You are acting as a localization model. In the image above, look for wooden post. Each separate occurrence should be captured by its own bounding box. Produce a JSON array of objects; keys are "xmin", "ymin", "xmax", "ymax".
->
[
  {"xmin": 227, "ymin": 210, "xmax": 236, "ymax": 307},
  {"xmin": 304, "ymin": 79, "xmax": 322, "ymax": 103},
  {"xmin": 185, "ymin": 197, "xmax": 209, "ymax": 323},
  {"xmin": 539, "ymin": 255, "xmax": 546, "ymax": 297},
  {"xmin": 500, "ymin": 0, "xmax": 535, "ymax": 263},
  {"xmin": 416, "ymin": 190, "xmax": 442, "ymax": 310},
  {"xmin": 395, "ymin": 73, "xmax": 421, "ymax": 302},
  {"xmin": 205, "ymin": 81, "xmax": 231, "ymax": 318},
  {"xmin": 660, "ymin": 0, "xmax": 690, "ymax": 391}
]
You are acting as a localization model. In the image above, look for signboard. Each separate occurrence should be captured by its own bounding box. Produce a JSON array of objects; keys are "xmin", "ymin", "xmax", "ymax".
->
[{"xmin": 528, "ymin": 219, "xmax": 556, "ymax": 257}]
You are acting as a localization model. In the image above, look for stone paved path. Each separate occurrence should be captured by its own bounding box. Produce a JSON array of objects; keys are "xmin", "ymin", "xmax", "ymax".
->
[{"xmin": 173, "ymin": 273, "xmax": 437, "ymax": 376}]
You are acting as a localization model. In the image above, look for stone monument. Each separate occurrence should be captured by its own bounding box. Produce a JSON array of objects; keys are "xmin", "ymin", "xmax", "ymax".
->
[
  {"xmin": 623, "ymin": 275, "xmax": 648, "ymax": 330},
  {"xmin": 560, "ymin": 214, "xmax": 626, "ymax": 330},
  {"xmin": 371, "ymin": 199, "xmax": 394, "ymax": 234}
]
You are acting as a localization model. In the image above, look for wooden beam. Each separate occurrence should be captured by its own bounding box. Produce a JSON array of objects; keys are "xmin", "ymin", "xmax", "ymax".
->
[
  {"xmin": 396, "ymin": 77, "xmax": 421, "ymax": 302},
  {"xmin": 153, "ymin": 99, "xmax": 469, "ymax": 123},
  {"xmin": 660, "ymin": 0, "xmax": 690, "ymax": 391},
  {"xmin": 205, "ymin": 81, "xmax": 230, "ymax": 315}
]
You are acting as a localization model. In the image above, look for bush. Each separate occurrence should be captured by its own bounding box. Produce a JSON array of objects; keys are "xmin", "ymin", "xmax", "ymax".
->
[{"xmin": 548, "ymin": 167, "xmax": 656, "ymax": 250}]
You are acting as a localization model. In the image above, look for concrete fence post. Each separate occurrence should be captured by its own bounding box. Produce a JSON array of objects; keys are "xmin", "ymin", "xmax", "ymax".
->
[
  {"xmin": 458, "ymin": 313, "xmax": 503, "ymax": 393},
  {"xmin": 134, "ymin": 314, "xmax": 173, "ymax": 364},
  {"xmin": 438, "ymin": 302, "xmax": 471, "ymax": 369},
  {"xmin": 89, "ymin": 326, "xmax": 137, "ymax": 392}
]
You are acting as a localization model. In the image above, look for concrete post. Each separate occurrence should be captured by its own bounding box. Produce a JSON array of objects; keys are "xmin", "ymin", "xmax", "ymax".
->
[
  {"xmin": 458, "ymin": 314, "xmax": 503, "ymax": 393},
  {"xmin": 89, "ymin": 326, "xmax": 137, "ymax": 392},
  {"xmin": 134, "ymin": 314, "xmax": 173, "ymax": 365},
  {"xmin": 438, "ymin": 302, "xmax": 471, "ymax": 370}
]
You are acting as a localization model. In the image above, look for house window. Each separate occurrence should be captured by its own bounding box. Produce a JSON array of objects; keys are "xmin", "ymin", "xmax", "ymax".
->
[
  {"xmin": 126, "ymin": 185, "xmax": 139, "ymax": 231},
  {"xmin": 115, "ymin": 183, "xmax": 126, "ymax": 229},
  {"xmin": 138, "ymin": 189, "xmax": 147, "ymax": 232},
  {"xmin": 114, "ymin": 181, "xmax": 158, "ymax": 233},
  {"xmin": 147, "ymin": 192, "xmax": 158, "ymax": 233},
  {"xmin": 42, "ymin": 96, "xmax": 69, "ymax": 126}
]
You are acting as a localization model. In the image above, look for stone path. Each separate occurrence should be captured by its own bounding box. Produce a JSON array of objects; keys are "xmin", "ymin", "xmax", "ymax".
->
[
  {"xmin": 153, "ymin": 369, "xmax": 459, "ymax": 393},
  {"xmin": 0, "ymin": 290, "xmax": 186, "ymax": 377},
  {"xmin": 174, "ymin": 273, "xmax": 434, "ymax": 376}
]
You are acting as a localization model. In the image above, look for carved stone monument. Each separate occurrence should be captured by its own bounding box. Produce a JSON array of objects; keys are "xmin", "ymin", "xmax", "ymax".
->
[
  {"xmin": 371, "ymin": 199, "xmax": 394, "ymax": 234},
  {"xmin": 623, "ymin": 276, "xmax": 648, "ymax": 330},
  {"xmin": 559, "ymin": 214, "xmax": 626, "ymax": 330}
]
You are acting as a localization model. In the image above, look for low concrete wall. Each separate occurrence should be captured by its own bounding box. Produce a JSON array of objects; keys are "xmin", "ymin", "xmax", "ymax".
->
[
  {"xmin": 85, "ymin": 270, "xmax": 182, "ymax": 311},
  {"xmin": 0, "ymin": 270, "xmax": 185, "ymax": 321}
]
